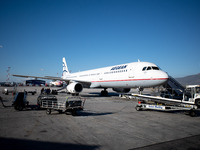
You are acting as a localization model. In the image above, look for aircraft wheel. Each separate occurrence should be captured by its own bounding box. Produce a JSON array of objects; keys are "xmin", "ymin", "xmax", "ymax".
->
[
  {"xmin": 58, "ymin": 110, "xmax": 63, "ymax": 114},
  {"xmin": 14, "ymin": 105, "xmax": 19, "ymax": 111},
  {"xmin": 46, "ymin": 109, "xmax": 51, "ymax": 115},
  {"xmin": 72, "ymin": 110, "xmax": 77, "ymax": 116},
  {"xmin": 14, "ymin": 105, "xmax": 23, "ymax": 111},
  {"xmin": 135, "ymin": 105, "xmax": 142, "ymax": 111},
  {"xmin": 189, "ymin": 109, "xmax": 197, "ymax": 117},
  {"xmin": 18, "ymin": 105, "xmax": 23, "ymax": 111}
]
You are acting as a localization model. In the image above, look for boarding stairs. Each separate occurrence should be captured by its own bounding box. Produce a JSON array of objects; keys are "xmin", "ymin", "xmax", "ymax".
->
[{"xmin": 164, "ymin": 76, "xmax": 185, "ymax": 97}]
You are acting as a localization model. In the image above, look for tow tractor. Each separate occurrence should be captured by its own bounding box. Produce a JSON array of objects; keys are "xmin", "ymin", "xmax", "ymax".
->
[
  {"xmin": 13, "ymin": 92, "xmax": 29, "ymax": 111},
  {"xmin": 131, "ymin": 85, "xmax": 200, "ymax": 117}
]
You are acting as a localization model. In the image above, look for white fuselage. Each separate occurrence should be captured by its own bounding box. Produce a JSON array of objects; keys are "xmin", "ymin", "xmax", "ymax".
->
[{"xmin": 64, "ymin": 61, "xmax": 169, "ymax": 89}]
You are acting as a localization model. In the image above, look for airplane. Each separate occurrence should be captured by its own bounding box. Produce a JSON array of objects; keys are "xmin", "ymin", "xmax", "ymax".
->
[
  {"xmin": 13, "ymin": 57, "xmax": 169, "ymax": 96},
  {"xmin": 49, "ymin": 80, "xmax": 63, "ymax": 87}
]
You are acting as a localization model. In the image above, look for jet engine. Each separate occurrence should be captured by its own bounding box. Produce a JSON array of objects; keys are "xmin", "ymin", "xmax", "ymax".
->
[
  {"xmin": 112, "ymin": 88, "xmax": 131, "ymax": 93},
  {"xmin": 67, "ymin": 82, "xmax": 83, "ymax": 94}
]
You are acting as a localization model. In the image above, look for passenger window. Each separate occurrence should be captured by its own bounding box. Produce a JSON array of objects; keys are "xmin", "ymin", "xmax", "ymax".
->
[
  {"xmin": 147, "ymin": 67, "xmax": 151, "ymax": 70},
  {"xmin": 142, "ymin": 67, "xmax": 146, "ymax": 71}
]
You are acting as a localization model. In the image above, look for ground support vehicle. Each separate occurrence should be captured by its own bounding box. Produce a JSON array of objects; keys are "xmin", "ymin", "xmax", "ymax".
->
[
  {"xmin": 40, "ymin": 96, "xmax": 85, "ymax": 116},
  {"xmin": 134, "ymin": 95, "xmax": 198, "ymax": 117},
  {"xmin": 127, "ymin": 85, "xmax": 200, "ymax": 117},
  {"xmin": 13, "ymin": 92, "xmax": 29, "ymax": 111}
]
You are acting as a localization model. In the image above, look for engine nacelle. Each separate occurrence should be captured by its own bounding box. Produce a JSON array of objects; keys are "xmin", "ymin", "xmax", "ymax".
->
[
  {"xmin": 112, "ymin": 88, "xmax": 131, "ymax": 93},
  {"xmin": 67, "ymin": 82, "xmax": 83, "ymax": 94}
]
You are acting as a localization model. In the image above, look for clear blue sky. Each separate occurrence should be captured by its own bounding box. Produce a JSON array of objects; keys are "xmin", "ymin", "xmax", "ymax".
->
[{"xmin": 0, "ymin": 0, "xmax": 200, "ymax": 82}]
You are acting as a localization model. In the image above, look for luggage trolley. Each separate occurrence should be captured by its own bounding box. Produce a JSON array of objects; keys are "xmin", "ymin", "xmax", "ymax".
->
[{"xmin": 41, "ymin": 96, "xmax": 86, "ymax": 116}]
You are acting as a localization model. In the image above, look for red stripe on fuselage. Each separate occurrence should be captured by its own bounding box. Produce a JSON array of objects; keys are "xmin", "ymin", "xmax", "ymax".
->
[{"xmin": 91, "ymin": 78, "xmax": 168, "ymax": 83}]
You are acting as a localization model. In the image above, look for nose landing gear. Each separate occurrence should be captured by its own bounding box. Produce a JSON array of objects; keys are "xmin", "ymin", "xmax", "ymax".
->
[{"xmin": 137, "ymin": 87, "xmax": 144, "ymax": 94}]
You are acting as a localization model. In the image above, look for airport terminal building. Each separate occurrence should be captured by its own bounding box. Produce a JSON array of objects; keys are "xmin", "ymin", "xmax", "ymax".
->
[{"xmin": 26, "ymin": 80, "xmax": 45, "ymax": 86}]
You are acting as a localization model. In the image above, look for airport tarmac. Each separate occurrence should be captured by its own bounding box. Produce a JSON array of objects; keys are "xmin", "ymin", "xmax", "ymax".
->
[{"xmin": 0, "ymin": 86, "xmax": 200, "ymax": 150}]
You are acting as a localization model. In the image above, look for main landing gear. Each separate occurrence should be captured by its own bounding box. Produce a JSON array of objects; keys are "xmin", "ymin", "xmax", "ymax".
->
[{"xmin": 101, "ymin": 88, "xmax": 108, "ymax": 96}]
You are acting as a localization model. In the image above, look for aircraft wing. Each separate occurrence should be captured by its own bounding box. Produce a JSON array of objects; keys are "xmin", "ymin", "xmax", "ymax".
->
[
  {"xmin": 13, "ymin": 74, "xmax": 63, "ymax": 81},
  {"xmin": 13, "ymin": 74, "xmax": 91, "ymax": 86}
]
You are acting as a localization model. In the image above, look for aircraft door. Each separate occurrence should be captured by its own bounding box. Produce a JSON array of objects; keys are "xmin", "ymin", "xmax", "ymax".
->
[
  {"xmin": 128, "ymin": 64, "xmax": 137, "ymax": 78},
  {"xmin": 99, "ymin": 72, "xmax": 103, "ymax": 81}
]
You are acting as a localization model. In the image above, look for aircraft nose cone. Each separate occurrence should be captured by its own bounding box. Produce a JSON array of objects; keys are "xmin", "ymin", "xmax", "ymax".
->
[
  {"xmin": 161, "ymin": 71, "xmax": 169, "ymax": 82},
  {"xmin": 164, "ymin": 72, "xmax": 169, "ymax": 79}
]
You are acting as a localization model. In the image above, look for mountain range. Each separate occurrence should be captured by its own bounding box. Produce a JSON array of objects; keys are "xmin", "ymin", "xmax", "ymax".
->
[{"xmin": 175, "ymin": 73, "xmax": 200, "ymax": 86}]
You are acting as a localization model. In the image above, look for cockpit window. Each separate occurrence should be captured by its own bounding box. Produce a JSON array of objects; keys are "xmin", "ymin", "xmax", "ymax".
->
[
  {"xmin": 142, "ymin": 66, "xmax": 160, "ymax": 71},
  {"xmin": 147, "ymin": 67, "xmax": 151, "ymax": 70},
  {"xmin": 142, "ymin": 67, "xmax": 146, "ymax": 71},
  {"xmin": 196, "ymin": 87, "xmax": 200, "ymax": 93},
  {"xmin": 152, "ymin": 66, "xmax": 159, "ymax": 70}
]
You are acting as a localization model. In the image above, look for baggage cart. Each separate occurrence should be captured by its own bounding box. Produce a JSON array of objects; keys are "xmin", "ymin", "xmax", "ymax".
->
[{"xmin": 41, "ymin": 96, "xmax": 85, "ymax": 116}]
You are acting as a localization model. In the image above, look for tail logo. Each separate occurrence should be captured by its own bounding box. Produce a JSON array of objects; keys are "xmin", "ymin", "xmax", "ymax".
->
[
  {"xmin": 62, "ymin": 57, "xmax": 70, "ymax": 78},
  {"xmin": 63, "ymin": 62, "xmax": 68, "ymax": 73}
]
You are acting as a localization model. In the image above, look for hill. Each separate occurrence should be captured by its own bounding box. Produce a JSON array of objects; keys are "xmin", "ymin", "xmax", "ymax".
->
[{"xmin": 175, "ymin": 73, "xmax": 200, "ymax": 86}]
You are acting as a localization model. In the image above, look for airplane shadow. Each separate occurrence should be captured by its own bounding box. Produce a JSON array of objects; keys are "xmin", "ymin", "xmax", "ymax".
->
[
  {"xmin": 0, "ymin": 137, "xmax": 100, "ymax": 150},
  {"xmin": 20, "ymin": 105, "xmax": 115, "ymax": 117},
  {"xmin": 77, "ymin": 111, "xmax": 114, "ymax": 117},
  {"xmin": 81, "ymin": 92, "xmax": 119, "ymax": 97}
]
